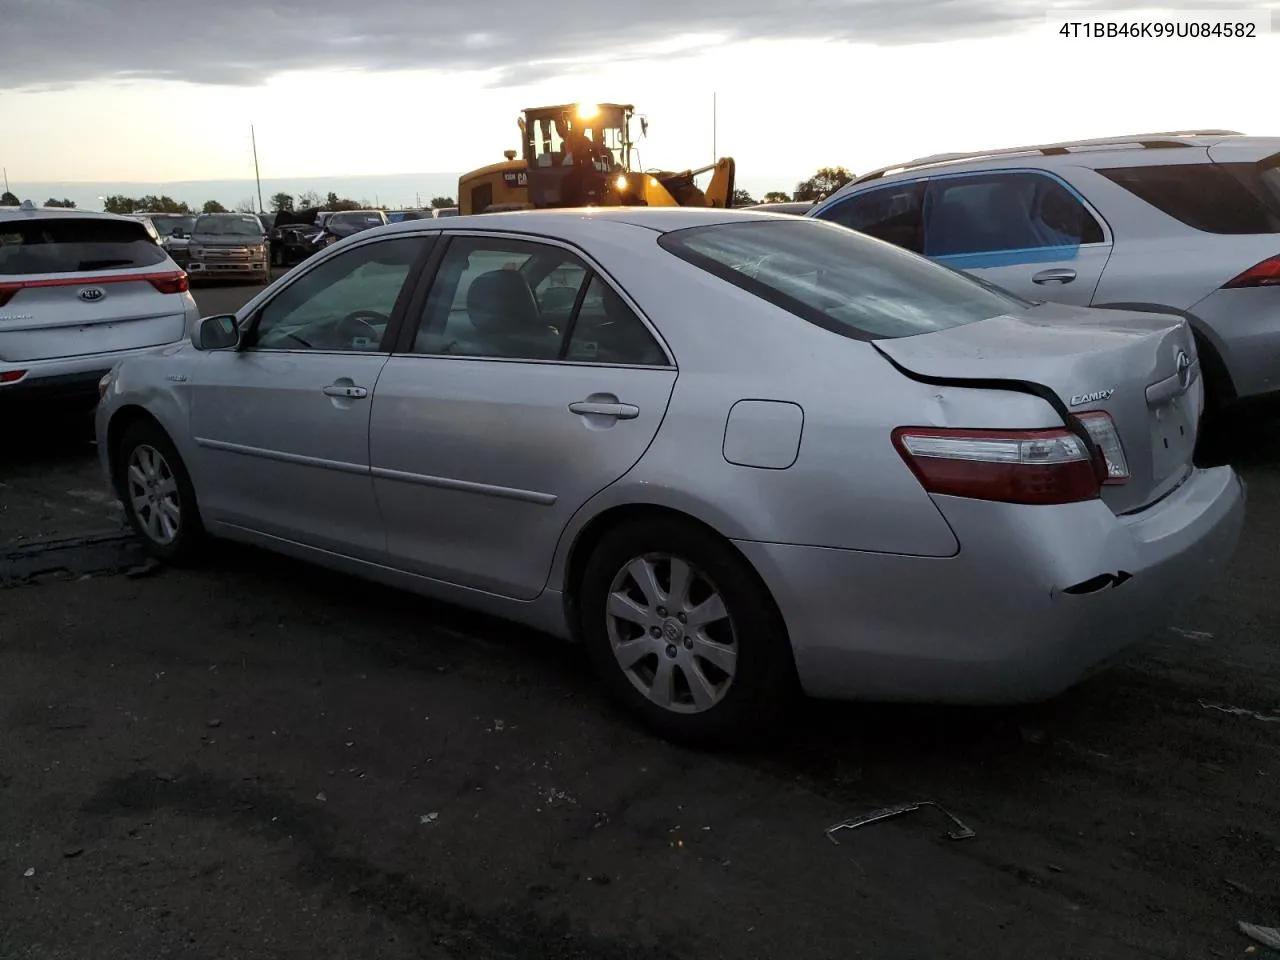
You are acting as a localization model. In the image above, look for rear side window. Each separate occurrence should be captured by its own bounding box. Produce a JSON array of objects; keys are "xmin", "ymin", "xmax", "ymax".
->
[
  {"xmin": 1097, "ymin": 162, "xmax": 1280, "ymax": 234},
  {"xmin": 0, "ymin": 217, "xmax": 167, "ymax": 276},
  {"xmin": 816, "ymin": 182, "xmax": 926, "ymax": 253},
  {"xmin": 922, "ymin": 171, "xmax": 1105, "ymax": 257},
  {"xmin": 659, "ymin": 218, "xmax": 1030, "ymax": 341}
]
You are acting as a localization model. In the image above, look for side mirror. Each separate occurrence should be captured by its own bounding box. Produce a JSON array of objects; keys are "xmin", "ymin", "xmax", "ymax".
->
[{"xmin": 195, "ymin": 314, "xmax": 240, "ymax": 351}]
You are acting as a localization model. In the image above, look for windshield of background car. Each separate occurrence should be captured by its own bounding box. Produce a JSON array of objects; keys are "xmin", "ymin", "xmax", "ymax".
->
[
  {"xmin": 658, "ymin": 218, "xmax": 1028, "ymax": 340},
  {"xmin": 194, "ymin": 215, "xmax": 264, "ymax": 237},
  {"xmin": 154, "ymin": 216, "xmax": 195, "ymax": 237},
  {"xmin": 0, "ymin": 217, "xmax": 168, "ymax": 275}
]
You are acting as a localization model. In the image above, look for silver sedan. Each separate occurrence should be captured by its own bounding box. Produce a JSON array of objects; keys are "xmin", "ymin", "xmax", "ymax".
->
[{"xmin": 94, "ymin": 208, "xmax": 1245, "ymax": 743}]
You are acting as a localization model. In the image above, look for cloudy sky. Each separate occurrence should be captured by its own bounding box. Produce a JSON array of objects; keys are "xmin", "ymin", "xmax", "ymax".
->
[{"xmin": 1, "ymin": 0, "xmax": 1278, "ymax": 203}]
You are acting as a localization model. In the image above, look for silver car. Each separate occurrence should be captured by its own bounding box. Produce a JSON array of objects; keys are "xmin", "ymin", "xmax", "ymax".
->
[
  {"xmin": 95, "ymin": 208, "xmax": 1244, "ymax": 743},
  {"xmin": 1, "ymin": 202, "xmax": 198, "ymax": 411},
  {"xmin": 806, "ymin": 131, "xmax": 1280, "ymax": 411}
]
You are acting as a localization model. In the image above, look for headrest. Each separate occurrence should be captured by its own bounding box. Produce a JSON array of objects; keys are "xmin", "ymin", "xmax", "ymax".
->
[{"xmin": 465, "ymin": 268, "xmax": 540, "ymax": 335}]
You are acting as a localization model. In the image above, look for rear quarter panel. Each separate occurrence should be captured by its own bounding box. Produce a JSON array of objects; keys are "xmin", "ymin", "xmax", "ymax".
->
[{"xmin": 543, "ymin": 224, "xmax": 1067, "ymax": 584}]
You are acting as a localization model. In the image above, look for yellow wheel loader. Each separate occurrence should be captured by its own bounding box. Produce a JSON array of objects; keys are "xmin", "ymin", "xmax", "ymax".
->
[{"xmin": 457, "ymin": 102, "xmax": 736, "ymax": 215}]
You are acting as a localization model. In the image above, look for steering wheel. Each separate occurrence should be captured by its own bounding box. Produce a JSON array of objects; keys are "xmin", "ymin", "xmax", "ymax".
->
[{"xmin": 336, "ymin": 310, "xmax": 387, "ymax": 348}]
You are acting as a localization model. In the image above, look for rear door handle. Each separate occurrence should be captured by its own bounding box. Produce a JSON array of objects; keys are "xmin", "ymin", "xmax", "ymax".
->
[
  {"xmin": 568, "ymin": 400, "xmax": 639, "ymax": 420},
  {"xmin": 323, "ymin": 383, "xmax": 368, "ymax": 399},
  {"xmin": 1032, "ymin": 268, "xmax": 1077, "ymax": 285}
]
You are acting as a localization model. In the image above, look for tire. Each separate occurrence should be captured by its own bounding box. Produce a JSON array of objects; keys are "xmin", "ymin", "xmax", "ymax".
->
[
  {"xmin": 578, "ymin": 518, "xmax": 799, "ymax": 745},
  {"xmin": 113, "ymin": 419, "xmax": 207, "ymax": 566}
]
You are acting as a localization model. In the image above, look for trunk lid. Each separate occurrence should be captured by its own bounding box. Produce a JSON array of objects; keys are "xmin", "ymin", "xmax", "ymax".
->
[
  {"xmin": 873, "ymin": 302, "xmax": 1202, "ymax": 514},
  {"xmin": 0, "ymin": 268, "xmax": 187, "ymax": 362}
]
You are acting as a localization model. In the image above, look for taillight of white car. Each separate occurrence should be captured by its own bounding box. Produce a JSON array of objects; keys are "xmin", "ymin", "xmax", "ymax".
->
[
  {"xmin": 0, "ymin": 270, "xmax": 189, "ymax": 307},
  {"xmin": 892, "ymin": 418, "xmax": 1129, "ymax": 506}
]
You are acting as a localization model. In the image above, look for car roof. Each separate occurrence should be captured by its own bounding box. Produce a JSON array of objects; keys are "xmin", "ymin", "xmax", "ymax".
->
[
  {"xmin": 0, "ymin": 205, "xmax": 144, "ymax": 225},
  {"xmin": 379, "ymin": 206, "xmax": 778, "ymax": 238},
  {"xmin": 823, "ymin": 130, "xmax": 1279, "ymax": 203}
]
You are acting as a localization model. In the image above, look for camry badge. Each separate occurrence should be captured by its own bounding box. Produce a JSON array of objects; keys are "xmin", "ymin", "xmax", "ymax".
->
[{"xmin": 1069, "ymin": 388, "xmax": 1115, "ymax": 406}]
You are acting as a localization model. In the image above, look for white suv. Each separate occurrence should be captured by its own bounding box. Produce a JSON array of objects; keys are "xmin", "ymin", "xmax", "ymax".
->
[
  {"xmin": 807, "ymin": 131, "xmax": 1280, "ymax": 410},
  {"xmin": 0, "ymin": 203, "xmax": 199, "ymax": 412}
]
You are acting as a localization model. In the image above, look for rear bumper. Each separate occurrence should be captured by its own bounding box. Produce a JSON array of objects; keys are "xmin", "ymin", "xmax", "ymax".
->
[
  {"xmin": 734, "ymin": 465, "xmax": 1245, "ymax": 704},
  {"xmin": 0, "ymin": 343, "xmax": 184, "ymax": 409},
  {"xmin": 1190, "ymin": 287, "xmax": 1280, "ymax": 400}
]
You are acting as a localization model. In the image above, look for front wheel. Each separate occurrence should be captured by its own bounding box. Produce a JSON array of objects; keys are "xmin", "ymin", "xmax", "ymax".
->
[
  {"xmin": 114, "ymin": 419, "xmax": 206, "ymax": 565},
  {"xmin": 578, "ymin": 518, "xmax": 798, "ymax": 745}
]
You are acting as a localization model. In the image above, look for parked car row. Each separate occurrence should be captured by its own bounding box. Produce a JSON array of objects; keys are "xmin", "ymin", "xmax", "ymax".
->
[{"xmin": 7, "ymin": 131, "xmax": 1267, "ymax": 744}]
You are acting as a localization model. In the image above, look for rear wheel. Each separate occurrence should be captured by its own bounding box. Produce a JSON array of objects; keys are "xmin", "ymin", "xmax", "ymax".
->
[
  {"xmin": 114, "ymin": 420, "xmax": 206, "ymax": 565},
  {"xmin": 578, "ymin": 518, "xmax": 798, "ymax": 745}
]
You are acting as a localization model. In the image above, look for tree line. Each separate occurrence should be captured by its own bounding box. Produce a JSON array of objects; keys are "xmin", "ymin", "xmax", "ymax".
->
[
  {"xmin": 2, "ymin": 166, "xmax": 853, "ymax": 214},
  {"xmin": 733, "ymin": 166, "xmax": 856, "ymax": 206},
  {"xmin": 0, "ymin": 191, "xmax": 458, "ymax": 215}
]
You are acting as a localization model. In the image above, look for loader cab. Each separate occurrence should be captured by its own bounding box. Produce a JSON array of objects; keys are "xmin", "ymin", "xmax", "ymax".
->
[{"xmin": 520, "ymin": 102, "xmax": 642, "ymax": 208}]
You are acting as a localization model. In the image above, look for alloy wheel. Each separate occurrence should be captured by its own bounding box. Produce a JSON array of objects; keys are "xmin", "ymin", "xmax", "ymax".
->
[
  {"xmin": 126, "ymin": 444, "xmax": 182, "ymax": 545},
  {"xmin": 604, "ymin": 553, "xmax": 739, "ymax": 714}
]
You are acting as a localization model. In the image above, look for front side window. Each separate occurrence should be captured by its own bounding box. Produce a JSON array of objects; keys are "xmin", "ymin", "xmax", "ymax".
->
[
  {"xmin": 1097, "ymin": 161, "xmax": 1280, "ymax": 234},
  {"xmin": 249, "ymin": 236, "xmax": 428, "ymax": 352},
  {"xmin": 660, "ymin": 218, "xmax": 1029, "ymax": 341},
  {"xmin": 410, "ymin": 236, "xmax": 666, "ymax": 364},
  {"xmin": 0, "ymin": 218, "xmax": 168, "ymax": 275},
  {"xmin": 922, "ymin": 171, "xmax": 1105, "ymax": 257},
  {"xmin": 816, "ymin": 182, "xmax": 926, "ymax": 253}
]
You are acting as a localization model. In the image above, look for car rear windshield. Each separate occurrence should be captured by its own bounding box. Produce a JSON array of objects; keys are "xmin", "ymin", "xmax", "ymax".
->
[
  {"xmin": 657, "ymin": 218, "xmax": 1030, "ymax": 341},
  {"xmin": 153, "ymin": 216, "xmax": 195, "ymax": 237},
  {"xmin": 1097, "ymin": 161, "xmax": 1280, "ymax": 234},
  {"xmin": 0, "ymin": 217, "xmax": 167, "ymax": 276}
]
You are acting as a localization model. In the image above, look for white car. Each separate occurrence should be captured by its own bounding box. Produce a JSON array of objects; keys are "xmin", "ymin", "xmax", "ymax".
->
[{"xmin": 0, "ymin": 202, "xmax": 198, "ymax": 412}]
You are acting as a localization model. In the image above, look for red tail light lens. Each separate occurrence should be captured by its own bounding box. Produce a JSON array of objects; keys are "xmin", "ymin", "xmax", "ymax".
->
[
  {"xmin": 0, "ymin": 370, "xmax": 28, "ymax": 384},
  {"xmin": 1222, "ymin": 255, "xmax": 1280, "ymax": 289},
  {"xmin": 892, "ymin": 426, "xmax": 1102, "ymax": 505},
  {"xmin": 0, "ymin": 270, "xmax": 188, "ymax": 302},
  {"xmin": 147, "ymin": 271, "xmax": 189, "ymax": 295}
]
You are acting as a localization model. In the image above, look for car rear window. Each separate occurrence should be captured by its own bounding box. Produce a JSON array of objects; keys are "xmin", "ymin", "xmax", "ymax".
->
[
  {"xmin": 0, "ymin": 217, "xmax": 167, "ymax": 276},
  {"xmin": 657, "ymin": 218, "xmax": 1030, "ymax": 341},
  {"xmin": 1097, "ymin": 161, "xmax": 1280, "ymax": 234}
]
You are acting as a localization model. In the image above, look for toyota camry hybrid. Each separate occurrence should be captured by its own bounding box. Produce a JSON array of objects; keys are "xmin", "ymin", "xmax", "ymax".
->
[{"xmin": 94, "ymin": 207, "xmax": 1245, "ymax": 743}]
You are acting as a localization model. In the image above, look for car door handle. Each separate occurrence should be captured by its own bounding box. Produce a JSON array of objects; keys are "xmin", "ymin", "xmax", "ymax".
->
[
  {"xmin": 1032, "ymin": 268, "xmax": 1077, "ymax": 285},
  {"xmin": 568, "ymin": 400, "xmax": 639, "ymax": 420},
  {"xmin": 322, "ymin": 383, "xmax": 368, "ymax": 399}
]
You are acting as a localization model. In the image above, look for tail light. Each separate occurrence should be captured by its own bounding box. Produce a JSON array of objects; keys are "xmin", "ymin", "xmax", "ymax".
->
[
  {"xmin": 0, "ymin": 370, "xmax": 27, "ymax": 384},
  {"xmin": 146, "ymin": 271, "xmax": 189, "ymax": 294},
  {"xmin": 0, "ymin": 270, "xmax": 188, "ymax": 303},
  {"xmin": 892, "ymin": 426, "xmax": 1101, "ymax": 505},
  {"xmin": 1222, "ymin": 255, "xmax": 1280, "ymax": 289},
  {"xmin": 1073, "ymin": 411, "xmax": 1130, "ymax": 483}
]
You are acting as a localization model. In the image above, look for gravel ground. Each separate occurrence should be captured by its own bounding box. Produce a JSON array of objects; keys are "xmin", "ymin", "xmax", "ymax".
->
[{"xmin": 1, "ymin": 280, "xmax": 1278, "ymax": 959}]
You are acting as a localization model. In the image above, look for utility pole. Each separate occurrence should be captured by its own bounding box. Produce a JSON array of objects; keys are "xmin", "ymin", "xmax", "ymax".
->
[
  {"xmin": 2, "ymin": 167, "xmax": 8, "ymax": 193},
  {"xmin": 712, "ymin": 92, "xmax": 717, "ymax": 161},
  {"xmin": 250, "ymin": 125, "xmax": 264, "ymax": 213}
]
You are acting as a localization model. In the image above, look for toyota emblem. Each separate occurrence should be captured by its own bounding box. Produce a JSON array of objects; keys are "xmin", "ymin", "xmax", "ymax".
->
[
  {"xmin": 1175, "ymin": 349, "xmax": 1192, "ymax": 389},
  {"xmin": 78, "ymin": 287, "xmax": 106, "ymax": 303}
]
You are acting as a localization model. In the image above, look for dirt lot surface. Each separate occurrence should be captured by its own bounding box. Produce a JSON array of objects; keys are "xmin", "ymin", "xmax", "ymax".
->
[{"xmin": 2, "ymin": 279, "xmax": 1278, "ymax": 959}]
